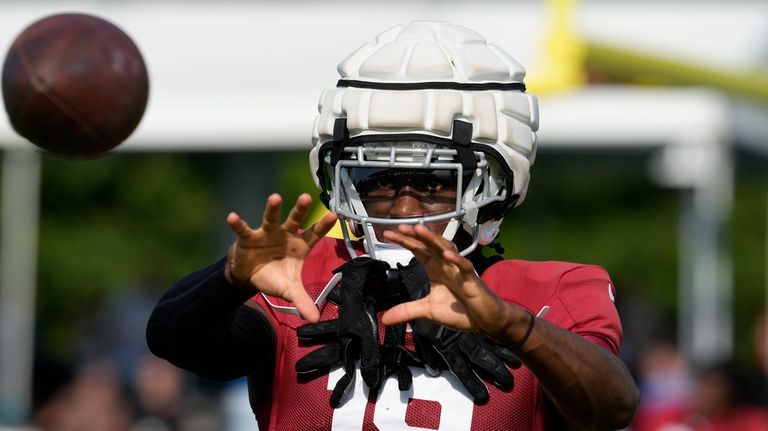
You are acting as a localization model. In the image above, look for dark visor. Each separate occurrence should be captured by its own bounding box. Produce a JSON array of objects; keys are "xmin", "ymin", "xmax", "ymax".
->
[{"xmin": 350, "ymin": 168, "xmax": 458, "ymax": 198}]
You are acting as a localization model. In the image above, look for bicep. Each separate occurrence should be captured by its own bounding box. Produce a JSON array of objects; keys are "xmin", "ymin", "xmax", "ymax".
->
[
  {"xmin": 556, "ymin": 265, "xmax": 623, "ymax": 355},
  {"xmin": 146, "ymin": 258, "xmax": 277, "ymax": 380}
]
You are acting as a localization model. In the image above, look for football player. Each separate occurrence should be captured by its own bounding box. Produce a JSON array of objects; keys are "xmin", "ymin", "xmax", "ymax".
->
[{"xmin": 147, "ymin": 21, "xmax": 639, "ymax": 430}]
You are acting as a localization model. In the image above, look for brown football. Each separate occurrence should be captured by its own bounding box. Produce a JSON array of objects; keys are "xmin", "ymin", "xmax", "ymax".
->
[{"xmin": 2, "ymin": 13, "xmax": 149, "ymax": 157}]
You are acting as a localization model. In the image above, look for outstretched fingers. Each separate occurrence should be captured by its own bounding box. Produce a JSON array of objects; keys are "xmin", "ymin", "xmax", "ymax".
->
[
  {"xmin": 442, "ymin": 249, "xmax": 475, "ymax": 274},
  {"xmin": 302, "ymin": 211, "xmax": 338, "ymax": 247},
  {"xmin": 226, "ymin": 212, "xmax": 254, "ymax": 238},
  {"xmin": 383, "ymin": 224, "xmax": 467, "ymax": 270},
  {"xmin": 381, "ymin": 227, "xmax": 432, "ymax": 262},
  {"xmin": 284, "ymin": 285, "xmax": 321, "ymax": 323},
  {"xmin": 282, "ymin": 193, "xmax": 313, "ymax": 232},
  {"xmin": 410, "ymin": 225, "xmax": 476, "ymax": 273},
  {"xmin": 411, "ymin": 224, "xmax": 455, "ymax": 255},
  {"xmin": 261, "ymin": 193, "xmax": 284, "ymax": 231},
  {"xmin": 381, "ymin": 297, "xmax": 431, "ymax": 326}
]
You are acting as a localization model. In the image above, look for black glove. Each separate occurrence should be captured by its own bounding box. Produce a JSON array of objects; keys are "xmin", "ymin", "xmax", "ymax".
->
[
  {"xmin": 377, "ymin": 321, "xmax": 419, "ymax": 391},
  {"xmin": 295, "ymin": 257, "xmax": 388, "ymax": 407},
  {"xmin": 375, "ymin": 268, "xmax": 421, "ymax": 392},
  {"xmin": 398, "ymin": 259, "xmax": 521, "ymax": 405}
]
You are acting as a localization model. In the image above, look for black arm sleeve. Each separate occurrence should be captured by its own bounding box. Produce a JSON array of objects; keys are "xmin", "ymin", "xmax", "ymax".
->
[{"xmin": 146, "ymin": 257, "xmax": 276, "ymax": 381}]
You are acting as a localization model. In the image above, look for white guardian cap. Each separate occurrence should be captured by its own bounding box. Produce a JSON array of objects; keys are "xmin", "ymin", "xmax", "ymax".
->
[{"xmin": 309, "ymin": 21, "xmax": 539, "ymax": 262}]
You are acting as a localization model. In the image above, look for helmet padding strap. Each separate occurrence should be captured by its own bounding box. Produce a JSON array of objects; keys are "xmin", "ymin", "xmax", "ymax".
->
[
  {"xmin": 330, "ymin": 118, "xmax": 349, "ymax": 166},
  {"xmin": 451, "ymin": 120, "xmax": 477, "ymax": 171}
]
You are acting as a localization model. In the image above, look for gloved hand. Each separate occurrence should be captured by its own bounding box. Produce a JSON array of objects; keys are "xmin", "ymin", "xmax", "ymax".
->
[
  {"xmin": 295, "ymin": 257, "xmax": 388, "ymax": 407},
  {"xmin": 398, "ymin": 259, "xmax": 522, "ymax": 404}
]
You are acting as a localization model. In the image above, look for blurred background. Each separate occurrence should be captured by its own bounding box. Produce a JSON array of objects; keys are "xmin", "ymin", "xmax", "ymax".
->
[{"xmin": 1, "ymin": 0, "xmax": 767, "ymax": 430}]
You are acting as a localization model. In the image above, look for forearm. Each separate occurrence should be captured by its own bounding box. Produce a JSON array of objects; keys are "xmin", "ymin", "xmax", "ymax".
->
[
  {"xmin": 499, "ymin": 306, "xmax": 639, "ymax": 430},
  {"xmin": 146, "ymin": 257, "xmax": 276, "ymax": 381}
]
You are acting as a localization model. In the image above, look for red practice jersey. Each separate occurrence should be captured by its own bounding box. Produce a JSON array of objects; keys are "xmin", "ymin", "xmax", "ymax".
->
[{"xmin": 249, "ymin": 237, "xmax": 623, "ymax": 430}]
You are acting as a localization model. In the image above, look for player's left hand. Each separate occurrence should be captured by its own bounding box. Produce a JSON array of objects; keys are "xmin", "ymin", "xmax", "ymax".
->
[{"xmin": 380, "ymin": 224, "xmax": 526, "ymax": 343}]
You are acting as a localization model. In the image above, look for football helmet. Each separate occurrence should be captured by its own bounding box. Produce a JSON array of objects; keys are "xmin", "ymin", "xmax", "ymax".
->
[{"xmin": 309, "ymin": 21, "xmax": 539, "ymax": 263}]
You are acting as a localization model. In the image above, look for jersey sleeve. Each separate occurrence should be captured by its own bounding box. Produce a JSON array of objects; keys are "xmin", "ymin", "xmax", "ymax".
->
[
  {"xmin": 554, "ymin": 265, "xmax": 623, "ymax": 355},
  {"xmin": 146, "ymin": 257, "xmax": 277, "ymax": 381}
]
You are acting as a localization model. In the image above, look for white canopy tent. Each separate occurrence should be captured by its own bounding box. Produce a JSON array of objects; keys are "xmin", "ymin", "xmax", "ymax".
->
[
  {"xmin": 1, "ymin": 0, "xmax": 766, "ymax": 425},
  {"xmin": 1, "ymin": 0, "xmax": 766, "ymax": 150}
]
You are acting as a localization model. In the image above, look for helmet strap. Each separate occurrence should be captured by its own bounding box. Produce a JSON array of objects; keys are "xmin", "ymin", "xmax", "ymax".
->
[
  {"xmin": 330, "ymin": 118, "xmax": 349, "ymax": 166},
  {"xmin": 451, "ymin": 120, "xmax": 477, "ymax": 171}
]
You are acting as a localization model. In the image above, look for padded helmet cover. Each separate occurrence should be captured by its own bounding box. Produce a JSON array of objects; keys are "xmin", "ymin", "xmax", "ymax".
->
[{"xmin": 309, "ymin": 21, "xmax": 539, "ymax": 252}]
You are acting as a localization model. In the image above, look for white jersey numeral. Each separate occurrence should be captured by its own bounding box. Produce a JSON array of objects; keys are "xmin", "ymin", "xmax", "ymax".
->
[
  {"xmin": 328, "ymin": 366, "xmax": 369, "ymax": 429},
  {"xmin": 328, "ymin": 366, "xmax": 474, "ymax": 430}
]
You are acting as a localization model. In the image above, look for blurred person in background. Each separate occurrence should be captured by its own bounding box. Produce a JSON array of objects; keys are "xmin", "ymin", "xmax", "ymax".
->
[
  {"xmin": 684, "ymin": 362, "xmax": 768, "ymax": 430},
  {"xmin": 633, "ymin": 358, "xmax": 768, "ymax": 431},
  {"xmin": 753, "ymin": 311, "xmax": 768, "ymax": 397},
  {"xmin": 676, "ymin": 362, "xmax": 768, "ymax": 431},
  {"xmin": 146, "ymin": 21, "xmax": 638, "ymax": 430},
  {"xmin": 689, "ymin": 364, "xmax": 768, "ymax": 431},
  {"xmin": 33, "ymin": 360, "xmax": 134, "ymax": 431},
  {"xmin": 632, "ymin": 339, "xmax": 694, "ymax": 431},
  {"xmin": 131, "ymin": 353, "xmax": 222, "ymax": 431},
  {"xmin": 130, "ymin": 354, "xmax": 185, "ymax": 431}
]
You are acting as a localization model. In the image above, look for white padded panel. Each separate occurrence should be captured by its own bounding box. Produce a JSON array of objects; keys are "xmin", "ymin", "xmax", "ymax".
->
[
  {"xmin": 488, "ymin": 44, "xmax": 527, "ymax": 82},
  {"xmin": 341, "ymin": 90, "xmax": 366, "ymax": 132},
  {"xmin": 503, "ymin": 117, "xmax": 535, "ymax": 155},
  {"xmin": 528, "ymin": 132, "xmax": 538, "ymax": 165},
  {"xmin": 316, "ymin": 89, "xmax": 328, "ymax": 114},
  {"xmin": 499, "ymin": 92, "xmax": 534, "ymax": 127},
  {"xmin": 375, "ymin": 24, "xmax": 404, "ymax": 44},
  {"xmin": 330, "ymin": 88, "xmax": 344, "ymax": 115},
  {"xmin": 527, "ymin": 94, "xmax": 540, "ymax": 131},
  {"xmin": 338, "ymin": 42, "xmax": 378, "ymax": 79},
  {"xmin": 431, "ymin": 91, "xmax": 464, "ymax": 134},
  {"xmin": 472, "ymin": 93, "xmax": 498, "ymax": 141},
  {"xmin": 359, "ymin": 41, "xmax": 410, "ymax": 79},
  {"xmin": 368, "ymin": 91, "xmax": 426, "ymax": 129},
  {"xmin": 458, "ymin": 44, "xmax": 511, "ymax": 81},
  {"xmin": 405, "ymin": 42, "xmax": 453, "ymax": 79},
  {"xmin": 396, "ymin": 22, "xmax": 438, "ymax": 42},
  {"xmin": 308, "ymin": 145, "xmax": 321, "ymax": 188},
  {"xmin": 315, "ymin": 89, "xmax": 343, "ymax": 138},
  {"xmin": 437, "ymin": 22, "xmax": 486, "ymax": 45},
  {"xmin": 311, "ymin": 115, "xmax": 321, "ymax": 143}
]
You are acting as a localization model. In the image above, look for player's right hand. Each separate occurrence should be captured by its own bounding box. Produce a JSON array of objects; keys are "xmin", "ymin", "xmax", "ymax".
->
[{"xmin": 225, "ymin": 193, "xmax": 337, "ymax": 322}]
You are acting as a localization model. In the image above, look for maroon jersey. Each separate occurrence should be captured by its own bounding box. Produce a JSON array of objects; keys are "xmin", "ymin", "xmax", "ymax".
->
[{"xmin": 250, "ymin": 237, "xmax": 622, "ymax": 430}]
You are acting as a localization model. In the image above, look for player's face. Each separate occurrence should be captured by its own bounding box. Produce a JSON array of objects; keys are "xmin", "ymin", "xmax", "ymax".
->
[{"xmin": 351, "ymin": 168, "xmax": 458, "ymax": 239}]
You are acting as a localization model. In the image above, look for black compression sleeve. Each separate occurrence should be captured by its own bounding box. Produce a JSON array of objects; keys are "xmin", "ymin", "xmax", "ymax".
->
[{"xmin": 146, "ymin": 257, "xmax": 276, "ymax": 381}]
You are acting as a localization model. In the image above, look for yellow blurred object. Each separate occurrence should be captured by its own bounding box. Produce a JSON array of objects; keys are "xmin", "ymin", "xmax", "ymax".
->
[
  {"xmin": 584, "ymin": 42, "xmax": 768, "ymax": 103},
  {"xmin": 306, "ymin": 205, "xmax": 345, "ymax": 239},
  {"xmin": 526, "ymin": 0, "xmax": 586, "ymax": 94}
]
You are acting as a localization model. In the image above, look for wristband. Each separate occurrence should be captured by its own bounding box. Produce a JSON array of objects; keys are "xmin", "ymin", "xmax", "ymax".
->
[{"xmin": 508, "ymin": 311, "xmax": 536, "ymax": 349}]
